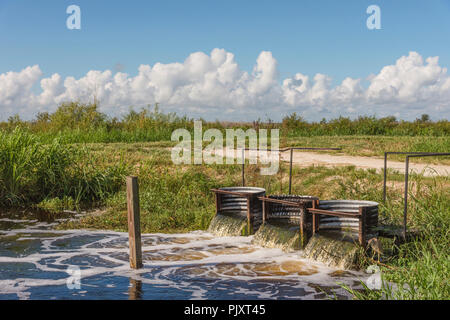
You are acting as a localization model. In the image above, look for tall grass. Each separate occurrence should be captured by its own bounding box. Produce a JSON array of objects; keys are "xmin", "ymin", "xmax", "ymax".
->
[
  {"xmin": 1, "ymin": 102, "xmax": 195, "ymax": 143},
  {"xmin": 281, "ymin": 113, "xmax": 450, "ymax": 137},
  {"xmin": 1, "ymin": 103, "xmax": 449, "ymax": 145},
  {"xmin": 336, "ymin": 170, "xmax": 450, "ymax": 299},
  {"xmin": 61, "ymin": 160, "xmax": 221, "ymax": 233},
  {"xmin": 0, "ymin": 127, "xmax": 127, "ymax": 208}
]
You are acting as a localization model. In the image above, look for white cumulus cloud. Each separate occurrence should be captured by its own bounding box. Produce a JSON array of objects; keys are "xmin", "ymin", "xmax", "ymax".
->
[{"xmin": 0, "ymin": 49, "xmax": 449, "ymax": 121}]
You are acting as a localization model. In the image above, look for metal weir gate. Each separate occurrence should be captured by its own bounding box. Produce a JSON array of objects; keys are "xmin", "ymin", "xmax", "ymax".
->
[
  {"xmin": 211, "ymin": 187, "xmax": 380, "ymax": 249},
  {"xmin": 228, "ymin": 148, "xmax": 449, "ymax": 242}
]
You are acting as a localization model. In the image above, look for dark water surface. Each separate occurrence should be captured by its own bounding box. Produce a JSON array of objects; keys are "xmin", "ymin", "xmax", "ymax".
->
[{"xmin": 0, "ymin": 210, "xmax": 367, "ymax": 300}]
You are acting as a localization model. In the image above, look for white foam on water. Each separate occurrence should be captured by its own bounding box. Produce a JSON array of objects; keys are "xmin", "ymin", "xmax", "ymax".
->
[
  {"xmin": 0, "ymin": 218, "xmax": 38, "ymax": 223},
  {"xmin": 0, "ymin": 225, "xmax": 368, "ymax": 299}
]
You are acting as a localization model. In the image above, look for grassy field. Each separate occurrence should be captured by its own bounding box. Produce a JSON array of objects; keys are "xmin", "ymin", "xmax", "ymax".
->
[
  {"xmin": 0, "ymin": 103, "xmax": 449, "ymax": 299},
  {"xmin": 3, "ymin": 102, "xmax": 448, "ymax": 165}
]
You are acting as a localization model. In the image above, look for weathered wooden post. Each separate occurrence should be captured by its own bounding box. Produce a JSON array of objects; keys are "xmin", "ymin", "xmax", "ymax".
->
[
  {"xmin": 126, "ymin": 176, "xmax": 143, "ymax": 269},
  {"xmin": 299, "ymin": 204, "xmax": 307, "ymax": 249}
]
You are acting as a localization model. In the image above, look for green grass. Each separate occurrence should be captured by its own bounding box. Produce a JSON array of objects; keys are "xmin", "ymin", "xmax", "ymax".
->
[
  {"xmin": 335, "ymin": 169, "xmax": 450, "ymax": 299},
  {"xmin": 2, "ymin": 102, "xmax": 449, "ymax": 145},
  {"xmin": 0, "ymin": 127, "xmax": 127, "ymax": 208}
]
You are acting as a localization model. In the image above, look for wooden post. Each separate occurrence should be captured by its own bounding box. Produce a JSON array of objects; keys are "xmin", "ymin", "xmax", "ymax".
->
[
  {"xmin": 128, "ymin": 278, "xmax": 142, "ymax": 300},
  {"xmin": 127, "ymin": 176, "xmax": 143, "ymax": 269}
]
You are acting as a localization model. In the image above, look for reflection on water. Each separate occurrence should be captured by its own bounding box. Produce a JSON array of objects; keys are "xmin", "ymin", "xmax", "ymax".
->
[
  {"xmin": 128, "ymin": 279, "xmax": 142, "ymax": 300},
  {"xmin": 0, "ymin": 211, "xmax": 368, "ymax": 300}
]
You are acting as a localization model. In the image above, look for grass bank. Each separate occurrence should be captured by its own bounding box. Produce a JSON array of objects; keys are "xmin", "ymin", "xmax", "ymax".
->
[{"xmin": 0, "ymin": 128, "xmax": 127, "ymax": 210}]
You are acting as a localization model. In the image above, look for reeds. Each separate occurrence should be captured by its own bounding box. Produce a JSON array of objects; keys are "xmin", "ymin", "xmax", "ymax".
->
[{"xmin": 0, "ymin": 127, "xmax": 127, "ymax": 208}]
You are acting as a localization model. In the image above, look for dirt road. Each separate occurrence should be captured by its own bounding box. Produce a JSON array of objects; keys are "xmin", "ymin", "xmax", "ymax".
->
[{"xmin": 282, "ymin": 151, "xmax": 448, "ymax": 177}]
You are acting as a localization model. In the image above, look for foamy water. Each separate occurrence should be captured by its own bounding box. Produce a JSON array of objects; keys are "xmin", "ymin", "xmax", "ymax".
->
[{"xmin": 0, "ymin": 216, "xmax": 368, "ymax": 300}]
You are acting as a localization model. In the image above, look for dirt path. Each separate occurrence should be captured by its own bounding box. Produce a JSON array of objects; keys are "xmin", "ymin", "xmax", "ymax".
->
[
  {"xmin": 282, "ymin": 151, "xmax": 449, "ymax": 177},
  {"xmin": 212, "ymin": 148, "xmax": 449, "ymax": 177}
]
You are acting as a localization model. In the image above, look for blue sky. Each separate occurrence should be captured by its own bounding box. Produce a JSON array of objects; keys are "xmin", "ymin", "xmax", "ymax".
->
[{"xmin": 0, "ymin": 0, "xmax": 449, "ymax": 121}]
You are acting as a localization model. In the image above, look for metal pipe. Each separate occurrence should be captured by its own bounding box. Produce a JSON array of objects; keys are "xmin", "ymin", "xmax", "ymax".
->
[
  {"xmin": 290, "ymin": 147, "xmax": 341, "ymax": 151},
  {"xmin": 383, "ymin": 152, "xmax": 387, "ymax": 202},
  {"xmin": 240, "ymin": 146, "xmax": 341, "ymax": 192},
  {"xmin": 403, "ymin": 156, "xmax": 409, "ymax": 240},
  {"xmin": 383, "ymin": 151, "xmax": 436, "ymax": 202},
  {"xmin": 401, "ymin": 152, "xmax": 450, "ymax": 240},
  {"xmin": 242, "ymin": 148, "xmax": 245, "ymax": 186},
  {"xmin": 289, "ymin": 148, "xmax": 293, "ymax": 194}
]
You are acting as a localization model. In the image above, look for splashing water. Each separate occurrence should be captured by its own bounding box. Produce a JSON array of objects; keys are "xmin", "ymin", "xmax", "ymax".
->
[
  {"xmin": 251, "ymin": 221, "xmax": 301, "ymax": 252},
  {"xmin": 207, "ymin": 213, "xmax": 249, "ymax": 236},
  {"xmin": 0, "ymin": 212, "xmax": 368, "ymax": 300}
]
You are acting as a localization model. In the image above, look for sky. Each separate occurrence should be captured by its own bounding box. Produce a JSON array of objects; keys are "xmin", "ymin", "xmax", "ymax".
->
[{"xmin": 0, "ymin": 0, "xmax": 450, "ymax": 121}]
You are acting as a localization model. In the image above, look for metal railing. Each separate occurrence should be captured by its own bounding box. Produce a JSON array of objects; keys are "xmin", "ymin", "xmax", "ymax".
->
[
  {"xmin": 383, "ymin": 152, "xmax": 436, "ymax": 202},
  {"xmin": 383, "ymin": 152, "xmax": 449, "ymax": 239},
  {"xmin": 402, "ymin": 153, "xmax": 450, "ymax": 239},
  {"xmin": 241, "ymin": 147, "xmax": 341, "ymax": 193}
]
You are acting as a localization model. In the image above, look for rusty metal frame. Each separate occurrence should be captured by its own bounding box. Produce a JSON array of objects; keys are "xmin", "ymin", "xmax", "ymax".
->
[
  {"xmin": 307, "ymin": 200, "xmax": 370, "ymax": 248},
  {"xmin": 383, "ymin": 152, "xmax": 432, "ymax": 202},
  {"xmin": 211, "ymin": 188, "xmax": 262, "ymax": 234},
  {"xmin": 258, "ymin": 195, "xmax": 314, "ymax": 248},
  {"xmin": 240, "ymin": 147, "xmax": 341, "ymax": 193},
  {"xmin": 382, "ymin": 152, "xmax": 449, "ymax": 239}
]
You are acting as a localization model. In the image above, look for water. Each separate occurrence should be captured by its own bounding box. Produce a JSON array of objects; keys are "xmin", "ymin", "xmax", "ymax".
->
[
  {"xmin": 0, "ymin": 211, "xmax": 368, "ymax": 300},
  {"xmin": 252, "ymin": 221, "xmax": 301, "ymax": 252},
  {"xmin": 207, "ymin": 213, "xmax": 248, "ymax": 236}
]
